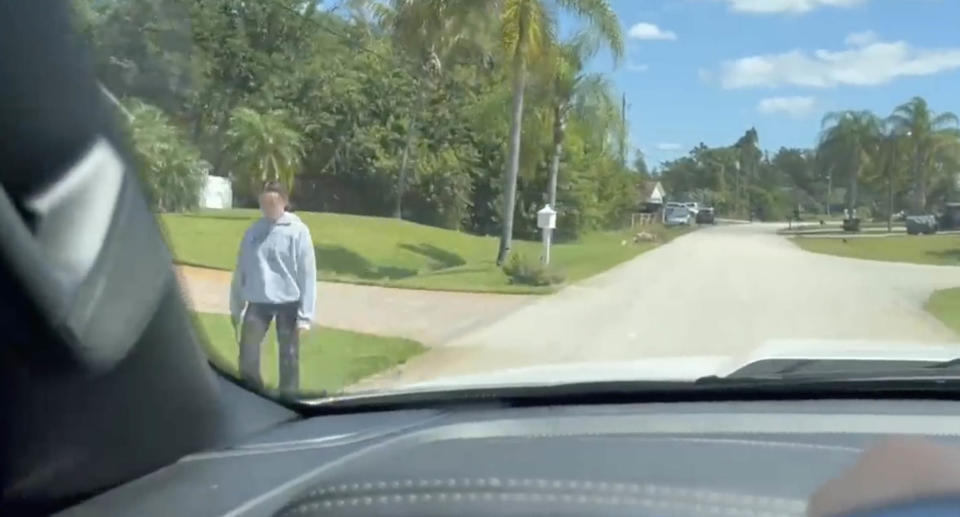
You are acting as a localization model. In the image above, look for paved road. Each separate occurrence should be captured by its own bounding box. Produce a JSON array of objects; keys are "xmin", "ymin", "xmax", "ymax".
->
[{"xmin": 355, "ymin": 223, "xmax": 960, "ymax": 388}]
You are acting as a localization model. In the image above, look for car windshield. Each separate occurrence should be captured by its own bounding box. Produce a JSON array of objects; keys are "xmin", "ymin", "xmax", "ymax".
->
[{"xmin": 75, "ymin": 0, "xmax": 960, "ymax": 403}]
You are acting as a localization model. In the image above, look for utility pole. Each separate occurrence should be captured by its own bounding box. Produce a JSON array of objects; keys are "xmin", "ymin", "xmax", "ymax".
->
[{"xmin": 620, "ymin": 93, "xmax": 627, "ymax": 168}]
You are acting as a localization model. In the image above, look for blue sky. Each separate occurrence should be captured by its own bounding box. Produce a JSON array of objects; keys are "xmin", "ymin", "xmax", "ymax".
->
[{"xmin": 569, "ymin": 0, "xmax": 960, "ymax": 168}]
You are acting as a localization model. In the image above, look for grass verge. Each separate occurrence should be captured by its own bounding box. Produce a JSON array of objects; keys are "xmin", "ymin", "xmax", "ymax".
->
[
  {"xmin": 194, "ymin": 312, "xmax": 424, "ymax": 396},
  {"xmin": 926, "ymin": 288, "xmax": 960, "ymax": 335},
  {"xmin": 792, "ymin": 235, "xmax": 960, "ymax": 266},
  {"xmin": 162, "ymin": 210, "xmax": 692, "ymax": 294}
]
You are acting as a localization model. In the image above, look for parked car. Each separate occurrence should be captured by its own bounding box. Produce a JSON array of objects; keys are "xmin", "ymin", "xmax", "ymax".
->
[
  {"xmin": 696, "ymin": 207, "xmax": 716, "ymax": 224},
  {"xmin": 906, "ymin": 214, "xmax": 938, "ymax": 235},
  {"xmin": 842, "ymin": 218, "xmax": 861, "ymax": 233},
  {"xmin": 665, "ymin": 206, "xmax": 692, "ymax": 226},
  {"xmin": 938, "ymin": 203, "xmax": 960, "ymax": 230}
]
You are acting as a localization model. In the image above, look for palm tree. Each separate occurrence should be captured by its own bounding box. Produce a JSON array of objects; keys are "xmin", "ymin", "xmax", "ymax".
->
[
  {"xmin": 869, "ymin": 123, "xmax": 910, "ymax": 232},
  {"xmin": 365, "ymin": 0, "xmax": 493, "ymax": 218},
  {"xmin": 888, "ymin": 96, "xmax": 960, "ymax": 212},
  {"xmin": 495, "ymin": 0, "xmax": 623, "ymax": 265},
  {"xmin": 227, "ymin": 107, "xmax": 305, "ymax": 193},
  {"xmin": 542, "ymin": 36, "xmax": 615, "ymax": 209},
  {"xmin": 818, "ymin": 111, "xmax": 882, "ymax": 213}
]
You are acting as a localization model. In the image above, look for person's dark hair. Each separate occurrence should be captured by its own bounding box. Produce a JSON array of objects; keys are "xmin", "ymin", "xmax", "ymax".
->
[{"xmin": 261, "ymin": 181, "xmax": 289, "ymax": 202}]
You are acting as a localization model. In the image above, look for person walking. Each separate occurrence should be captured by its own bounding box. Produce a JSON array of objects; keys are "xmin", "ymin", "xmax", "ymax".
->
[{"xmin": 229, "ymin": 181, "xmax": 316, "ymax": 395}]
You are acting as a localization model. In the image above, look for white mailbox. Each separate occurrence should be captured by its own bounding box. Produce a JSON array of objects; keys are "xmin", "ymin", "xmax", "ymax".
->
[{"xmin": 537, "ymin": 204, "xmax": 557, "ymax": 229}]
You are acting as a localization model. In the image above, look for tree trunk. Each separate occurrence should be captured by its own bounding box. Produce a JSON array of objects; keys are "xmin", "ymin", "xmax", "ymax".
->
[
  {"xmin": 496, "ymin": 54, "xmax": 526, "ymax": 266},
  {"xmin": 395, "ymin": 88, "xmax": 428, "ymax": 219},
  {"xmin": 887, "ymin": 175, "xmax": 894, "ymax": 233},
  {"xmin": 394, "ymin": 114, "xmax": 416, "ymax": 219},
  {"xmin": 210, "ymin": 95, "xmax": 240, "ymax": 178},
  {"xmin": 917, "ymin": 172, "xmax": 927, "ymax": 213},
  {"xmin": 826, "ymin": 171, "xmax": 832, "ymax": 216},
  {"xmin": 212, "ymin": 125, "xmax": 229, "ymax": 176},
  {"xmin": 913, "ymin": 148, "xmax": 926, "ymax": 213},
  {"xmin": 735, "ymin": 172, "xmax": 741, "ymax": 216},
  {"xmin": 848, "ymin": 165, "xmax": 859, "ymax": 212},
  {"xmin": 547, "ymin": 141, "xmax": 561, "ymax": 208},
  {"xmin": 547, "ymin": 104, "xmax": 564, "ymax": 208},
  {"xmin": 886, "ymin": 154, "xmax": 894, "ymax": 232}
]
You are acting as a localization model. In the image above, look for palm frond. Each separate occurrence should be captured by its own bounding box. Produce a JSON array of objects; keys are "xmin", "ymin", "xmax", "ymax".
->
[
  {"xmin": 227, "ymin": 107, "xmax": 305, "ymax": 190},
  {"xmin": 553, "ymin": 0, "xmax": 624, "ymax": 63},
  {"xmin": 933, "ymin": 111, "xmax": 960, "ymax": 129}
]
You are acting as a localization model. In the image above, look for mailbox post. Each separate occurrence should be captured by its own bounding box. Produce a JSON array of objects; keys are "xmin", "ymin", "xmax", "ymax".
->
[{"xmin": 537, "ymin": 204, "xmax": 557, "ymax": 265}]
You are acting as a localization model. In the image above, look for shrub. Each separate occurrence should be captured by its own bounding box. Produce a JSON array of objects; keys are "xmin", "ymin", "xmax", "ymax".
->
[
  {"xmin": 502, "ymin": 253, "xmax": 566, "ymax": 286},
  {"xmin": 124, "ymin": 99, "xmax": 206, "ymax": 212}
]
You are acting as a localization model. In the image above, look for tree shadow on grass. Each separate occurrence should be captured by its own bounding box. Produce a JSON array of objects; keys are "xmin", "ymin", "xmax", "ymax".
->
[
  {"xmin": 415, "ymin": 265, "xmax": 491, "ymax": 277},
  {"xmin": 926, "ymin": 249, "xmax": 960, "ymax": 263},
  {"xmin": 397, "ymin": 243, "xmax": 466, "ymax": 270},
  {"xmin": 315, "ymin": 244, "xmax": 416, "ymax": 280}
]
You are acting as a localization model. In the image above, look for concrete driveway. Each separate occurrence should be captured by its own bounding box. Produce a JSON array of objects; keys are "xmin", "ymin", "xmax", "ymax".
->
[
  {"xmin": 177, "ymin": 266, "xmax": 533, "ymax": 346},
  {"xmin": 356, "ymin": 223, "xmax": 960, "ymax": 388}
]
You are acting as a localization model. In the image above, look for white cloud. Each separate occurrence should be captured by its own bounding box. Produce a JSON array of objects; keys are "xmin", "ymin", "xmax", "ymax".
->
[
  {"xmin": 628, "ymin": 22, "xmax": 677, "ymax": 41},
  {"xmin": 844, "ymin": 30, "xmax": 879, "ymax": 47},
  {"xmin": 757, "ymin": 96, "xmax": 817, "ymax": 117},
  {"xmin": 710, "ymin": 0, "xmax": 867, "ymax": 14},
  {"xmin": 628, "ymin": 62, "xmax": 650, "ymax": 72},
  {"xmin": 717, "ymin": 34, "xmax": 960, "ymax": 89},
  {"xmin": 656, "ymin": 142, "xmax": 683, "ymax": 151}
]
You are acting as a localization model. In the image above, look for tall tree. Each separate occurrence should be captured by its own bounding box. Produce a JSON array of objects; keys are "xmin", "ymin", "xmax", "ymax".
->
[
  {"xmin": 733, "ymin": 128, "xmax": 760, "ymax": 215},
  {"xmin": 542, "ymin": 36, "xmax": 617, "ymax": 208},
  {"xmin": 227, "ymin": 107, "xmax": 305, "ymax": 193},
  {"xmin": 868, "ymin": 123, "xmax": 911, "ymax": 231},
  {"xmin": 888, "ymin": 96, "xmax": 960, "ymax": 212},
  {"xmin": 81, "ymin": 0, "xmax": 647, "ymax": 237},
  {"xmin": 818, "ymin": 111, "xmax": 882, "ymax": 212},
  {"xmin": 370, "ymin": 0, "xmax": 491, "ymax": 219},
  {"xmin": 495, "ymin": 0, "xmax": 623, "ymax": 265}
]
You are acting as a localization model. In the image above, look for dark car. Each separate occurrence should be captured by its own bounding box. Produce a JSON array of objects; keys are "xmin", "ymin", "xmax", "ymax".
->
[
  {"xmin": 696, "ymin": 207, "xmax": 716, "ymax": 224},
  {"xmin": 939, "ymin": 203, "xmax": 960, "ymax": 230},
  {"xmin": 906, "ymin": 214, "xmax": 938, "ymax": 235}
]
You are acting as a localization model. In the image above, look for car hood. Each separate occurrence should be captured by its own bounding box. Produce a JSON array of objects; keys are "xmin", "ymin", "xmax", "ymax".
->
[{"xmin": 402, "ymin": 339, "xmax": 960, "ymax": 391}]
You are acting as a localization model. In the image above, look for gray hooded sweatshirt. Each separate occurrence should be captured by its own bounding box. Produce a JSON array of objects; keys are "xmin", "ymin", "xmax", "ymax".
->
[{"xmin": 229, "ymin": 212, "xmax": 317, "ymax": 326}]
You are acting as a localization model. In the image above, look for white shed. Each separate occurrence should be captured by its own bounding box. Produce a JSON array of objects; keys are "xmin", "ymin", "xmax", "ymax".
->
[{"xmin": 201, "ymin": 175, "xmax": 232, "ymax": 209}]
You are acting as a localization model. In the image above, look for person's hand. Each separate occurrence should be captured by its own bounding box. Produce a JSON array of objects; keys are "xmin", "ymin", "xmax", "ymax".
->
[
  {"xmin": 808, "ymin": 439, "xmax": 960, "ymax": 517},
  {"xmin": 297, "ymin": 322, "xmax": 311, "ymax": 336},
  {"xmin": 231, "ymin": 314, "xmax": 241, "ymax": 341}
]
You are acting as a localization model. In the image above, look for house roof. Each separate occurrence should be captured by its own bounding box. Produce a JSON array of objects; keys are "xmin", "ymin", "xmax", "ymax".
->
[{"xmin": 638, "ymin": 181, "xmax": 664, "ymax": 202}]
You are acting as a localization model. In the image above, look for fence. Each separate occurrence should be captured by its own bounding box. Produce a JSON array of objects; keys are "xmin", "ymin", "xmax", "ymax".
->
[{"xmin": 630, "ymin": 212, "xmax": 658, "ymax": 228}]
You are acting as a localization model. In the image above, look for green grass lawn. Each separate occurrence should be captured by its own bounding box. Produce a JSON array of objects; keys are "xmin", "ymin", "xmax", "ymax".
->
[
  {"xmin": 792, "ymin": 235, "xmax": 960, "ymax": 266},
  {"xmin": 194, "ymin": 312, "xmax": 424, "ymax": 396},
  {"xmin": 161, "ymin": 209, "xmax": 690, "ymax": 294},
  {"xmin": 926, "ymin": 288, "xmax": 960, "ymax": 335}
]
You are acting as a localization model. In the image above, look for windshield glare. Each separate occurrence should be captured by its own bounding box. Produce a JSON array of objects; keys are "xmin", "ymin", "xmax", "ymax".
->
[{"xmin": 77, "ymin": 0, "xmax": 960, "ymax": 401}]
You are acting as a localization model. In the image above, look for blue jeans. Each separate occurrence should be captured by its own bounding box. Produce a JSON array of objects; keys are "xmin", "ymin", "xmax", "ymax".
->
[{"xmin": 239, "ymin": 302, "xmax": 300, "ymax": 394}]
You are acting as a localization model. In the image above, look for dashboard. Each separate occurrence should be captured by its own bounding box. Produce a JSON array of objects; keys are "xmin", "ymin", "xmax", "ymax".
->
[{"xmin": 58, "ymin": 397, "xmax": 960, "ymax": 516}]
